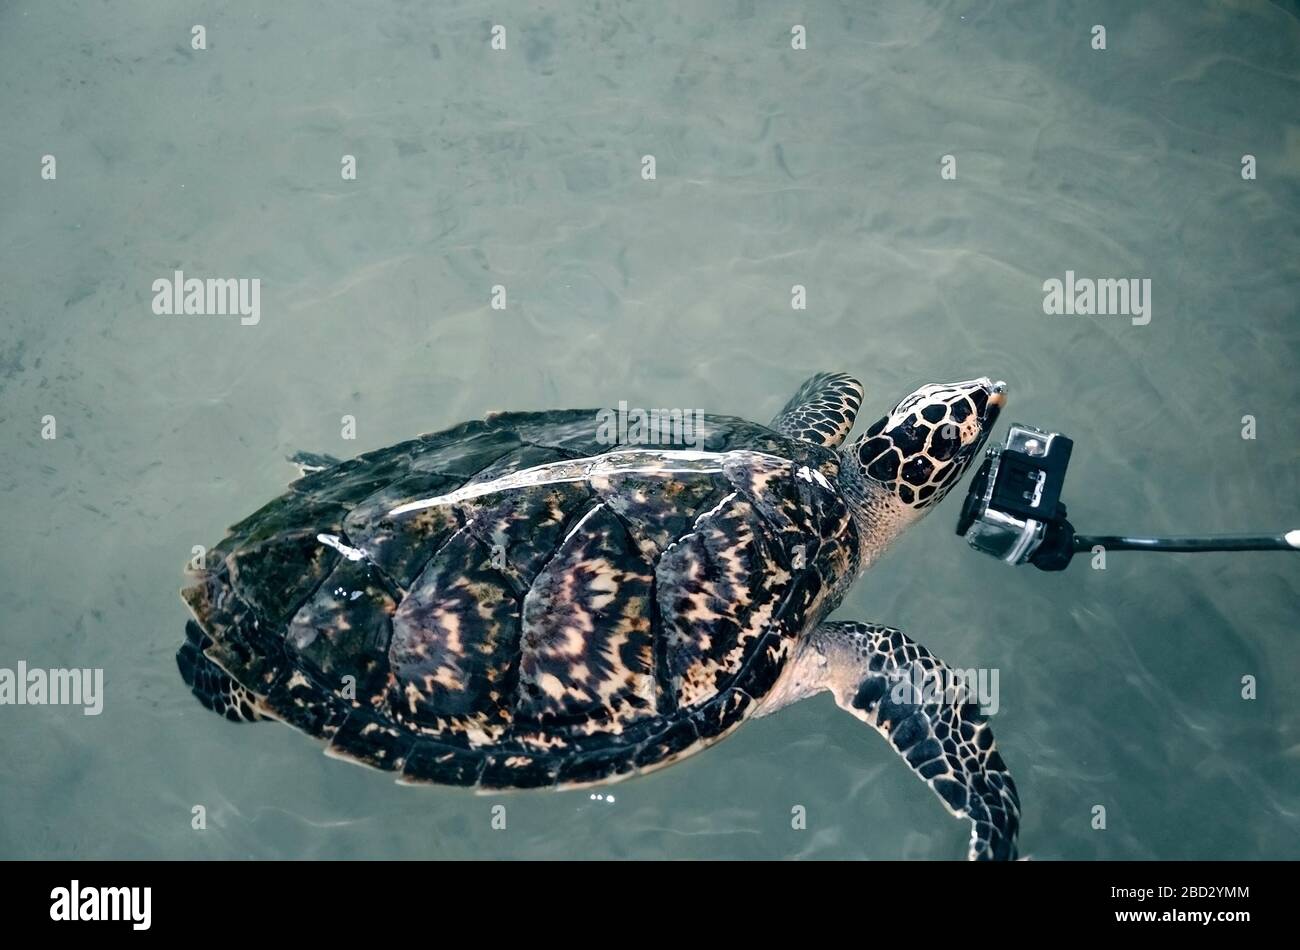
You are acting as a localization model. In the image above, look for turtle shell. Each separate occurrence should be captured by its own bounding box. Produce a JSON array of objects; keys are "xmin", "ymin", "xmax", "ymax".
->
[{"xmin": 180, "ymin": 410, "xmax": 860, "ymax": 788}]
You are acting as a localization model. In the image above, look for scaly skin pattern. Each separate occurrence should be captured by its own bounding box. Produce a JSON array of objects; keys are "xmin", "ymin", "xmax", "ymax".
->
[
  {"xmin": 770, "ymin": 371, "xmax": 864, "ymax": 448},
  {"xmin": 767, "ymin": 620, "xmax": 1021, "ymax": 860}
]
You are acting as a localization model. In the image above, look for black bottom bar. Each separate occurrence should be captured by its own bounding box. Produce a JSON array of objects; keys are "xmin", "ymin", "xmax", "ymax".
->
[{"xmin": 0, "ymin": 859, "xmax": 1286, "ymax": 936}]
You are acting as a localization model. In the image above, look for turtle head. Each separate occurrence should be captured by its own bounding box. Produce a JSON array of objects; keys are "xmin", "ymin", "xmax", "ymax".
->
[{"xmin": 842, "ymin": 378, "xmax": 1006, "ymax": 533}]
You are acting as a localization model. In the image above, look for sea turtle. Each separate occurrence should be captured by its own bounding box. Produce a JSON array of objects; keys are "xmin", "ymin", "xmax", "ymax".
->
[{"xmin": 177, "ymin": 373, "xmax": 1019, "ymax": 860}]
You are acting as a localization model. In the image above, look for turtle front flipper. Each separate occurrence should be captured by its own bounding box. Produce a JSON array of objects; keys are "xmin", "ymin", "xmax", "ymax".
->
[
  {"xmin": 778, "ymin": 620, "xmax": 1020, "ymax": 860},
  {"xmin": 769, "ymin": 372, "xmax": 863, "ymax": 447}
]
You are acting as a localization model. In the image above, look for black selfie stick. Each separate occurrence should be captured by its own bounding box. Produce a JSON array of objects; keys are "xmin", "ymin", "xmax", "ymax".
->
[
  {"xmin": 1029, "ymin": 516, "xmax": 1298, "ymax": 571},
  {"xmin": 1072, "ymin": 533, "xmax": 1296, "ymax": 553}
]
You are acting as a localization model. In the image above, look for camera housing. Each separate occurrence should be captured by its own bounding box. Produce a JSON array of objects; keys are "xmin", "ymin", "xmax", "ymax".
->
[{"xmin": 956, "ymin": 423, "xmax": 1074, "ymax": 567}]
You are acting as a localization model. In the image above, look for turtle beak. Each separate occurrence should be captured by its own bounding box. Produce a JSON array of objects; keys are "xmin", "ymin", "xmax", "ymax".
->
[
  {"xmin": 986, "ymin": 379, "xmax": 1008, "ymax": 414},
  {"xmin": 971, "ymin": 377, "xmax": 1007, "ymax": 421}
]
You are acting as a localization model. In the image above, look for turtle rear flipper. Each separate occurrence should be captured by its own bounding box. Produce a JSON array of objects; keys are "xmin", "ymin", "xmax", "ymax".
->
[{"xmin": 176, "ymin": 621, "xmax": 267, "ymax": 723}]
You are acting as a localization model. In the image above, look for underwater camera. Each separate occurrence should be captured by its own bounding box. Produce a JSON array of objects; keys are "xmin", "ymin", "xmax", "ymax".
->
[{"xmin": 956, "ymin": 423, "xmax": 1299, "ymax": 571}]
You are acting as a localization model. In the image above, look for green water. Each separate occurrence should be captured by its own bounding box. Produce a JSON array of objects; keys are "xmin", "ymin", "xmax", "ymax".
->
[{"xmin": 1, "ymin": 0, "xmax": 1297, "ymax": 860}]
